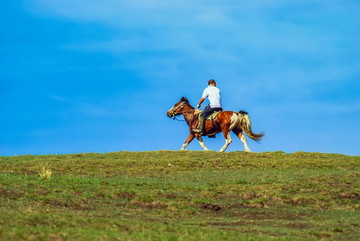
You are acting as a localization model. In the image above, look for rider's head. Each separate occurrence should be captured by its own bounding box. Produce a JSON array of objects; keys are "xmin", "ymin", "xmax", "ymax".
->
[{"xmin": 208, "ymin": 79, "xmax": 216, "ymax": 86}]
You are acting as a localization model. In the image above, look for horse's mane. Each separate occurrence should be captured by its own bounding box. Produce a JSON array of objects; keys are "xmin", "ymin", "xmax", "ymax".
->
[
  {"xmin": 181, "ymin": 96, "xmax": 189, "ymax": 103},
  {"xmin": 180, "ymin": 97, "xmax": 195, "ymax": 109}
]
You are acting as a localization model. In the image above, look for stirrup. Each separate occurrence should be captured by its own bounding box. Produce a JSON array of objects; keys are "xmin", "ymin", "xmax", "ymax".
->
[{"xmin": 193, "ymin": 129, "xmax": 204, "ymax": 136}]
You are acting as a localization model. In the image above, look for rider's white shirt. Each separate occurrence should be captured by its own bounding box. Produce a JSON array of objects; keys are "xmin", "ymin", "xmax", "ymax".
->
[{"xmin": 202, "ymin": 85, "xmax": 222, "ymax": 108}]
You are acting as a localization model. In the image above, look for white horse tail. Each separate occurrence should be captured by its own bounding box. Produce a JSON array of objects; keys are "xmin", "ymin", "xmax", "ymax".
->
[{"xmin": 237, "ymin": 111, "xmax": 264, "ymax": 141}]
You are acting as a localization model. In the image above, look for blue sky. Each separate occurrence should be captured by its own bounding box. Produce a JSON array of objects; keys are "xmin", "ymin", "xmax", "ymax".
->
[{"xmin": 1, "ymin": 0, "xmax": 359, "ymax": 156}]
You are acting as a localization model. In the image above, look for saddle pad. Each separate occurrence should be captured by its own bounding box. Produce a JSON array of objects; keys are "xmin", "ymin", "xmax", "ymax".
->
[
  {"xmin": 196, "ymin": 110, "xmax": 222, "ymax": 120},
  {"xmin": 208, "ymin": 111, "xmax": 221, "ymax": 120}
]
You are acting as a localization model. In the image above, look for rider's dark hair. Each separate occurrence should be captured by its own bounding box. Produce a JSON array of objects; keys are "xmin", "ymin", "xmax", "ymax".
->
[{"xmin": 208, "ymin": 79, "xmax": 216, "ymax": 85}]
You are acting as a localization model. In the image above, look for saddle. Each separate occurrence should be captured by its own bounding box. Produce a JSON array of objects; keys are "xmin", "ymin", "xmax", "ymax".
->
[
  {"xmin": 195, "ymin": 110, "xmax": 222, "ymax": 138},
  {"xmin": 194, "ymin": 110, "xmax": 222, "ymax": 123}
]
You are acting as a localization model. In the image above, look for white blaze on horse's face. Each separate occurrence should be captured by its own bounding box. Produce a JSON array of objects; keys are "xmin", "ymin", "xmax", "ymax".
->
[
  {"xmin": 167, "ymin": 105, "xmax": 177, "ymax": 117},
  {"xmin": 167, "ymin": 107, "xmax": 174, "ymax": 117},
  {"xmin": 167, "ymin": 101, "xmax": 185, "ymax": 118}
]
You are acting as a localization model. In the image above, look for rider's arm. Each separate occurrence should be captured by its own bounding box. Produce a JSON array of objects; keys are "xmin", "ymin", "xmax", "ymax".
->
[{"xmin": 197, "ymin": 97, "xmax": 205, "ymax": 109}]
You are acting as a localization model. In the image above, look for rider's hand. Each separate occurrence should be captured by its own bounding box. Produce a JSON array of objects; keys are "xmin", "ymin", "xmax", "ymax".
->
[{"xmin": 197, "ymin": 104, "xmax": 201, "ymax": 109}]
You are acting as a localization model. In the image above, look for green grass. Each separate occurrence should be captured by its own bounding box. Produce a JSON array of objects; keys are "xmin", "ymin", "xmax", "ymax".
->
[{"xmin": 0, "ymin": 151, "xmax": 359, "ymax": 240}]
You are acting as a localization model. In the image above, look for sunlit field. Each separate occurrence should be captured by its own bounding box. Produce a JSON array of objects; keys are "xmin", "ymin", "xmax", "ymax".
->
[{"xmin": 1, "ymin": 151, "xmax": 359, "ymax": 240}]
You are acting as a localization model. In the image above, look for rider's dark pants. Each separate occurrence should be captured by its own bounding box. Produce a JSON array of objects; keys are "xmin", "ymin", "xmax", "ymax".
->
[{"xmin": 201, "ymin": 106, "xmax": 223, "ymax": 119}]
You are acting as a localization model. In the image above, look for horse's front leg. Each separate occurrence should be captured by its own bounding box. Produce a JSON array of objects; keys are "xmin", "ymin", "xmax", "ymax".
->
[
  {"xmin": 180, "ymin": 134, "xmax": 195, "ymax": 151},
  {"xmin": 195, "ymin": 134, "xmax": 210, "ymax": 151}
]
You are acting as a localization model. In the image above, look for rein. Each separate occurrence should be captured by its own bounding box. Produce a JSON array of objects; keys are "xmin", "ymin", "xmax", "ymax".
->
[{"xmin": 173, "ymin": 115, "xmax": 187, "ymax": 122}]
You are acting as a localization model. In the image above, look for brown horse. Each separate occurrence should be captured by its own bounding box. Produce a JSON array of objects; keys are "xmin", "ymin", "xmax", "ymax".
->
[{"xmin": 167, "ymin": 97, "xmax": 264, "ymax": 152}]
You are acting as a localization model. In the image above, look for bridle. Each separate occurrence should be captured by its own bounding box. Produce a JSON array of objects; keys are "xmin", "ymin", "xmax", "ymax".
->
[
  {"xmin": 169, "ymin": 101, "xmax": 195, "ymax": 121},
  {"xmin": 169, "ymin": 101, "xmax": 186, "ymax": 121},
  {"xmin": 171, "ymin": 101, "xmax": 186, "ymax": 113}
]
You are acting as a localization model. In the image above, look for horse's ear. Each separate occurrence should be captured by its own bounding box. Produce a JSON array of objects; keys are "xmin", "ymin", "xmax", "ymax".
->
[{"xmin": 181, "ymin": 97, "xmax": 189, "ymax": 103}]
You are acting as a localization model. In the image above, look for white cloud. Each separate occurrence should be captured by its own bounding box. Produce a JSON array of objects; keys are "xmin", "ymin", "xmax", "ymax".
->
[
  {"xmin": 28, "ymin": 0, "xmax": 359, "ymax": 56},
  {"xmin": 27, "ymin": 0, "xmax": 360, "ymax": 92}
]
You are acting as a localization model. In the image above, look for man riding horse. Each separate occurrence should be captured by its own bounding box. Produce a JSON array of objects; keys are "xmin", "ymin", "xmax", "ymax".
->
[
  {"xmin": 193, "ymin": 79, "xmax": 223, "ymax": 135},
  {"xmin": 167, "ymin": 80, "xmax": 264, "ymax": 152}
]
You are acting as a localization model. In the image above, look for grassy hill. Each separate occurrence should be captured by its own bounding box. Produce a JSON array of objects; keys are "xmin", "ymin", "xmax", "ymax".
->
[{"xmin": 1, "ymin": 151, "xmax": 359, "ymax": 240}]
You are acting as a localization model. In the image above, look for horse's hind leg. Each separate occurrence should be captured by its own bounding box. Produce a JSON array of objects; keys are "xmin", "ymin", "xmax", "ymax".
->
[
  {"xmin": 232, "ymin": 128, "xmax": 251, "ymax": 152},
  {"xmin": 180, "ymin": 134, "xmax": 195, "ymax": 151},
  {"xmin": 220, "ymin": 129, "xmax": 232, "ymax": 152}
]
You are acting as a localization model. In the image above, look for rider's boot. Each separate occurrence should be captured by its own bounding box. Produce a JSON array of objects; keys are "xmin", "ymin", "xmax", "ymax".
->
[{"xmin": 193, "ymin": 116, "xmax": 205, "ymax": 135}]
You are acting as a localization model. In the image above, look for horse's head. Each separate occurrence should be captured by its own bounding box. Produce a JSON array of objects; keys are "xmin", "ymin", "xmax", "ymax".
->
[{"xmin": 167, "ymin": 97, "xmax": 190, "ymax": 118}]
